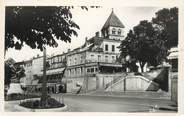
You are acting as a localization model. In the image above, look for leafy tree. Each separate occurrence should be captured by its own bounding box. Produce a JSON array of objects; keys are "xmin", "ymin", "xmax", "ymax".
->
[
  {"xmin": 5, "ymin": 6, "xmax": 80, "ymax": 51},
  {"xmin": 5, "ymin": 6, "xmax": 100, "ymax": 107},
  {"xmin": 4, "ymin": 59, "xmax": 26, "ymax": 97},
  {"xmin": 119, "ymin": 20, "xmax": 168, "ymax": 72},
  {"xmin": 152, "ymin": 7, "xmax": 178, "ymax": 49}
]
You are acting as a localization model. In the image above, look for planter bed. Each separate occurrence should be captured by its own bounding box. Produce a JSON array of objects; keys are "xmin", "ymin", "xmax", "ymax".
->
[{"xmin": 19, "ymin": 97, "xmax": 65, "ymax": 109}]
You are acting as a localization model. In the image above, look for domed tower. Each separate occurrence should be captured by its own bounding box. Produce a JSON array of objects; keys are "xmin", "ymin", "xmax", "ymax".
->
[{"xmin": 101, "ymin": 9, "xmax": 125, "ymax": 40}]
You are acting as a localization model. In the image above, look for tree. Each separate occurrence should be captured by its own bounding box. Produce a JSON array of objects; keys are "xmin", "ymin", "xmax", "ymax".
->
[
  {"xmin": 152, "ymin": 7, "xmax": 178, "ymax": 49},
  {"xmin": 119, "ymin": 20, "xmax": 168, "ymax": 72},
  {"xmin": 5, "ymin": 6, "xmax": 81, "ymax": 106},
  {"xmin": 4, "ymin": 59, "xmax": 26, "ymax": 97},
  {"xmin": 5, "ymin": 6, "xmax": 80, "ymax": 52},
  {"xmin": 5, "ymin": 6, "xmax": 100, "ymax": 107}
]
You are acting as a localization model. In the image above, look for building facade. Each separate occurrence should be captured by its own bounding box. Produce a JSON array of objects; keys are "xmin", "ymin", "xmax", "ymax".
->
[
  {"xmin": 14, "ymin": 10, "xmax": 127, "ymax": 94},
  {"xmin": 65, "ymin": 10, "xmax": 125, "ymax": 93}
]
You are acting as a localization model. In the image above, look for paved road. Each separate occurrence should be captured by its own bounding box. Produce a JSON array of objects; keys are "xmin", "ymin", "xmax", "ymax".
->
[
  {"xmin": 5, "ymin": 100, "xmax": 23, "ymax": 112},
  {"xmin": 4, "ymin": 94, "xmax": 176, "ymax": 112},
  {"xmin": 51, "ymin": 94, "xmax": 176, "ymax": 112}
]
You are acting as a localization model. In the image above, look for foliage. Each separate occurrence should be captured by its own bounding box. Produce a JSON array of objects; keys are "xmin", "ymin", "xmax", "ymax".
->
[
  {"xmin": 5, "ymin": 6, "xmax": 101, "ymax": 51},
  {"xmin": 4, "ymin": 63, "xmax": 15, "ymax": 86},
  {"xmin": 5, "ymin": 6, "xmax": 80, "ymax": 51},
  {"xmin": 119, "ymin": 20, "xmax": 168, "ymax": 72},
  {"xmin": 119, "ymin": 7, "xmax": 178, "ymax": 72},
  {"xmin": 152, "ymin": 7, "xmax": 178, "ymax": 49}
]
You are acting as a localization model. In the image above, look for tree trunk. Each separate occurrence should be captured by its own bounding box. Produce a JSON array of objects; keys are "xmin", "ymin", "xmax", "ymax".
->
[
  {"xmin": 139, "ymin": 61, "xmax": 145, "ymax": 73},
  {"xmin": 41, "ymin": 47, "xmax": 47, "ymax": 106}
]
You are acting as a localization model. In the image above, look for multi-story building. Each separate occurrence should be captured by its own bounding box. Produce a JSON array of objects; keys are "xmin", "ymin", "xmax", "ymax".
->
[
  {"xmin": 14, "ymin": 10, "xmax": 126, "ymax": 94},
  {"xmin": 43, "ymin": 53, "xmax": 67, "ymax": 93},
  {"xmin": 65, "ymin": 10, "xmax": 125, "ymax": 93}
]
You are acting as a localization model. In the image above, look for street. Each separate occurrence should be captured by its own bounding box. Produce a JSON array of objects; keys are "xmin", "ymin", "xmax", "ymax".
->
[
  {"xmin": 4, "ymin": 94, "xmax": 177, "ymax": 112},
  {"xmin": 51, "ymin": 94, "xmax": 176, "ymax": 112}
]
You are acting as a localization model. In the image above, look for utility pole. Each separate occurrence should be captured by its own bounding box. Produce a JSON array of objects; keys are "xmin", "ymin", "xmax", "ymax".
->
[{"xmin": 41, "ymin": 46, "xmax": 47, "ymax": 106}]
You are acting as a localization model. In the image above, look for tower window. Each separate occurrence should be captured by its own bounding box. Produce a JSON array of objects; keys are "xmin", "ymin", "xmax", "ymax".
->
[
  {"xmin": 105, "ymin": 44, "xmax": 108, "ymax": 51},
  {"xmin": 118, "ymin": 29, "xmax": 121, "ymax": 35},
  {"xmin": 112, "ymin": 28, "xmax": 116, "ymax": 35}
]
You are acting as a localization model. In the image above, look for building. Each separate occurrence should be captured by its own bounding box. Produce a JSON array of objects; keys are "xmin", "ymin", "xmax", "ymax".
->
[
  {"xmin": 44, "ymin": 53, "xmax": 67, "ymax": 93},
  {"xmin": 20, "ymin": 60, "xmax": 32, "ymax": 87},
  {"xmin": 65, "ymin": 10, "xmax": 125, "ymax": 93},
  {"xmin": 168, "ymin": 47, "xmax": 178, "ymax": 104}
]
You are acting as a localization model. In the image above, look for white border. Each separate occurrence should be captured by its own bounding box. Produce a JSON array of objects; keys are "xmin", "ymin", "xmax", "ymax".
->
[{"xmin": 1, "ymin": 0, "xmax": 184, "ymax": 116}]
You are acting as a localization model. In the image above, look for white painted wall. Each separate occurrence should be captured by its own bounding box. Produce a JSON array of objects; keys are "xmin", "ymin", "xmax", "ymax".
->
[
  {"xmin": 86, "ymin": 51, "xmax": 117, "ymax": 63},
  {"xmin": 102, "ymin": 40, "xmax": 121, "ymax": 54},
  {"xmin": 32, "ymin": 57, "xmax": 43, "ymax": 75},
  {"xmin": 108, "ymin": 26, "xmax": 125, "ymax": 40}
]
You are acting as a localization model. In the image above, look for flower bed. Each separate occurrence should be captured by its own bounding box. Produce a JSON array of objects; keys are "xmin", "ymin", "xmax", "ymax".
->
[{"xmin": 19, "ymin": 97, "xmax": 65, "ymax": 109}]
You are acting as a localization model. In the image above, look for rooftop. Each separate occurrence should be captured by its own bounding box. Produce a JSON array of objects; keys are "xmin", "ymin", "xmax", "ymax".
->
[{"xmin": 101, "ymin": 10, "xmax": 125, "ymax": 31}]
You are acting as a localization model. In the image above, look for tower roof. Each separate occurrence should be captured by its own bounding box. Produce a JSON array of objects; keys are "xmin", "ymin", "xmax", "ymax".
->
[{"xmin": 101, "ymin": 10, "xmax": 125, "ymax": 30}]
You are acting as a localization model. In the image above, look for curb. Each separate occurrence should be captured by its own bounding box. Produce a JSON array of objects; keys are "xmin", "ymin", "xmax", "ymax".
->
[
  {"xmin": 14, "ymin": 104, "xmax": 68, "ymax": 112},
  {"xmin": 63, "ymin": 93, "xmax": 170, "ymax": 100}
]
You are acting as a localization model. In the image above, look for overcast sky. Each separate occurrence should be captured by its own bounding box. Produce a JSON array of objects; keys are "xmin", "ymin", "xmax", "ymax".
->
[{"xmin": 5, "ymin": 6, "xmax": 169, "ymax": 62}]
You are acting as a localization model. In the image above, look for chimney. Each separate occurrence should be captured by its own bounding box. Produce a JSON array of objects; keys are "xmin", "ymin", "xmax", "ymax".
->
[
  {"xmin": 85, "ymin": 37, "xmax": 88, "ymax": 42},
  {"xmin": 68, "ymin": 49, "xmax": 71, "ymax": 52},
  {"xmin": 95, "ymin": 31, "xmax": 100, "ymax": 37},
  {"xmin": 37, "ymin": 54, "xmax": 39, "ymax": 58}
]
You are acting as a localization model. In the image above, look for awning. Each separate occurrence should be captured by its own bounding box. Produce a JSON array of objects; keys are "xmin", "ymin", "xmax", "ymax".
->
[
  {"xmin": 32, "ymin": 79, "xmax": 39, "ymax": 85},
  {"xmin": 168, "ymin": 52, "xmax": 178, "ymax": 60},
  {"xmin": 99, "ymin": 63, "xmax": 122, "ymax": 67},
  {"xmin": 37, "ymin": 68, "xmax": 65, "ymax": 76}
]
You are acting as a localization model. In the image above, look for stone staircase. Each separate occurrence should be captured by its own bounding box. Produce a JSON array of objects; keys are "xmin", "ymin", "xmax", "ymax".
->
[{"xmin": 104, "ymin": 73, "xmax": 127, "ymax": 89}]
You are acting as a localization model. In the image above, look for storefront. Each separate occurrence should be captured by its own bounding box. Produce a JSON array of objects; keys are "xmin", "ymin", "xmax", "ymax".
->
[{"xmin": 37, "ymin": 67, "xmax": 66, "ymax": 93}]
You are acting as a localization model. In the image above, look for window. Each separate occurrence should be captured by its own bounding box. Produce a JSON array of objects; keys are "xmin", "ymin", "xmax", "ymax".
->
[
  {"xmin": 112, "ymin": 28, "xmax": 116, "ymax": 34},
  {"xmin": 87, "ymin": 68, "xmax": 90, "ymax": 73},
  {"xmin": 91, "ymin": 68, "xmax": 94, "ymax": 73},
  {"xmin": 80, "ymin": 56, "xmax": 83, "ymax": 63},
  {"xmin": 91, "ymin": 54, "xmax": 94, "ymax": 61},
  {"xmin": 112, "ymin": 56, "xmax": 115, "ymax": 62},
  {"xmin": 112, "ymin": 45, "xmax": 115, "ymax": 52},
  {"xmin": 105, "ymin": 44, "xmax": 108, "ymax": 51},
  {"xmin": 69, "ymin": 59, "xmax": 71, "ymax": 65},
  {"xmin": 95, "ymin": 68, "xmax": 98, "ymax": 72},
  {"xmin": 98, "ymin": 55, "xmax": 101, "ymax": 62},
  {"xmin": 74, "ymin": 58, "xmax": 77, "ymax": 65},
  {"xmin": 105, "ymin": 56, "xmax": 108, "ymax": 62},
  {"xmin": 118, "ymin": 29, "xmax": 121, "ymax": 35}
]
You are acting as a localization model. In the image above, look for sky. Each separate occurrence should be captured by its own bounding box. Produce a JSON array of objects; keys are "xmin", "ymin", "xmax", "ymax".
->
[{"xmin": 5, "ymin": 6, "xmax": 168, "ymax": 62}]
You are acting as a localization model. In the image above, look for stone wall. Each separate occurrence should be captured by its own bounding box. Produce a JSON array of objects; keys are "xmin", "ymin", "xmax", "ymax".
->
[
  {"xmin": 96, "ymin": 73, "xmax": 123, "ymax": 90},
  {"xmin": 171, "ymin": 74, "xmax": 178, "ymax": 104},
  {"xmin": 106, "ymin": 76, "xmax": 159, "ymax": 92}
]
